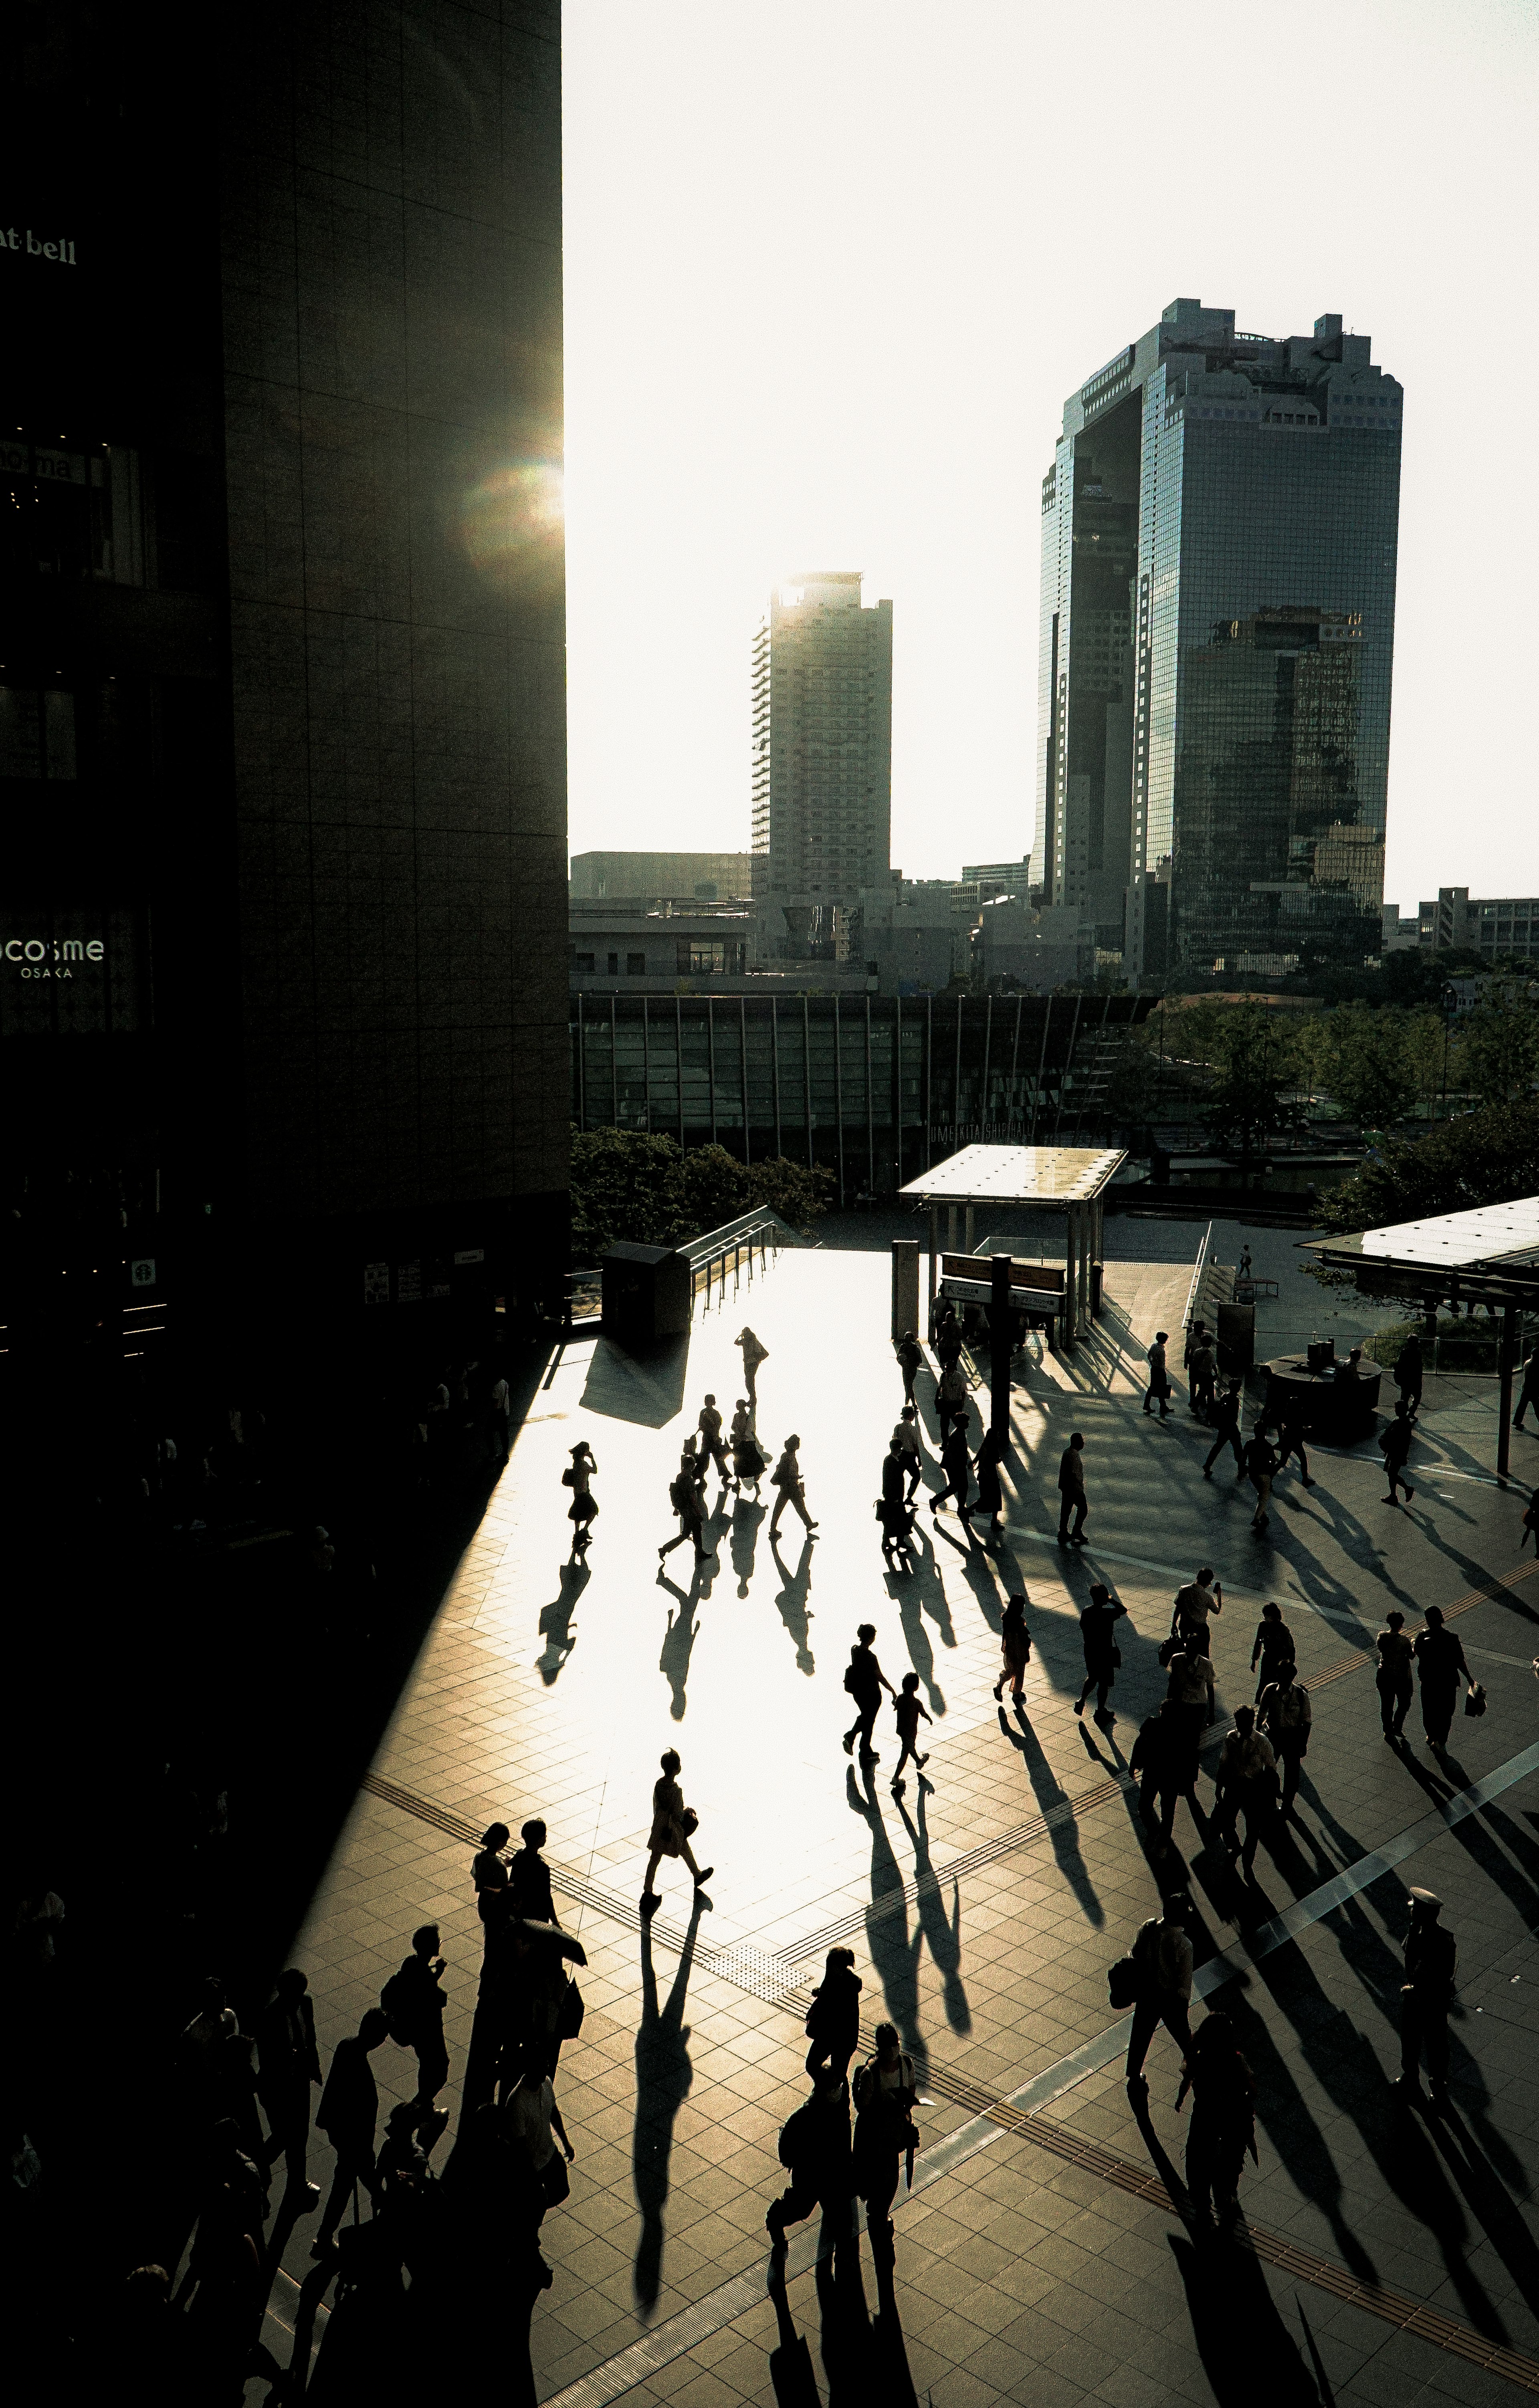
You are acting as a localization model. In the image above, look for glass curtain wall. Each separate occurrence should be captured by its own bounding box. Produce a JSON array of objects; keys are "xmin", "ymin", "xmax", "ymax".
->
[{"xmin": 571, "ymin": 994, "xmax": 1149, "ymax": 1200}]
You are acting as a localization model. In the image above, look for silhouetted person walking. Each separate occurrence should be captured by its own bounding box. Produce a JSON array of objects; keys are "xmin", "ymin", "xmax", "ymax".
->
[
  {"xmin": 994, "ymin": 1592, "xmax": 1032, "ymax": 1704},
  {"xmin": 1375, "ymin": 1610, "xmax": 1414, "ymax": 1738},
  {"xmin": 803, "ymin": 1948, "xmax": 862, "ymax": 2084},
  {"xmin": 1513, "ymin": 1345, "xmax": 1539, "ymax": 1430},
  {"xmin": 770, "ymin": 1434, "xmax": 817, "ymax": 1536},
  {"xmin": 1057, "ymin": 1431, "xmax": 1087, "ymax": 1546},
  {"xmin": 879, "ymin": 1441, "xmax": 912, "ymax": 1566},
  {"xmin": 1125, "ymin": 1900, "xmax": 1194, "ymax": 2090},
  {"xmin": 971, "ymin": 1427, "xmax": 1005, "ymax": 1542},
  {"xmin": 737, "ymin": 1326, "xmax": 768, "ymax": 1404},
  {"xmin": 931, "ymin": 1420, "xmax": 972, "ymax": 1522},
  {"xmin": 1244, "ymin": 1426, "xmax": 1277, "ymax": 1533},
  {"xmin": 660, "ymin": 1449, "xmax": 708, "ymax": 1563},
  {"xmin": 1074, "ymin": 1582, "xmax": 1127, "ymax": 1721},
  {"xmin": 313, "ymin": 2008, "xmax": 390, "ymax": 2257},
  {"xmin": 509, "ymin": 1819, "xmax": 557, "ymax": 1924},
  {"xmin": 1213, "ymin": 1707, "xmax": 1277, "ymax": 1874},
  {"xmin": 892, "ymin": 1404, "xmax": 923, "ymax": 1499},
  {"xmin": 1257, "ymin": 1660, "xmax": 1311, "ymax": 1813},
  {"xmin": 891, "ymin": 1673, "xmax": 932, "ymax": 1794},
  {"xmin": 563, "ymin": 1441, "xmax": 598, "ymax": 1552},
  {"xmin": 1394, "ymin": 1332, "xmax": 1424, "ymax": 1422},
  {"xmin": 697, "ymin": 1394, "xmax": 732, "ymax": 1486},
  {"xmin": 1131, "ymin": 1697, "xmax": 1194, "ymax": 1856},
  {"xmin": 1143, "ymin": 1330, "xmax": 1173, "ymax": 1417},
  {"xmin": 766, "ymin": 2073, "xmax": 853, "ymax": 2251},
  {"xmin": 382, "ymin": 1924, "xmax": 450, "ymax": 2138},
  {"xmin": 640, "ymin": 1749, "xmax": 713, "ymax": 1913},
  {"xmin": 1173, "ymin": 1566, "xmax": 1222, "ymax": 1660},
  {"xmin": 1177, "ymin": 2011, "xmax": 1256, "ymax": 2224},
  {"xmin": 895, "ymin": 1329, "xmax": 924, "ymax": 1406},
  {"xmin": 1272, "ymin": 1408, "xmax": 1315, "ymax": 1487},
  {"xmin": 255, "ymin": 1970, "xmax": 322, "ymax": 2210},
  {"xmin": 1395, "ymin": 1888, "xmax": 1456, "ymax": 2102},
  {"xmin": 852, "ymin": 2025, "xmax": 918, "ymax": 2263},
  {"xmin": 1203, "ymin": 1385, "xmax": 1245, "ymax": 1478},
  {"xmin": 1380, "ymin": 1402, "xmax": 1416, "ymax": 1505},
  {"xmin": 1250, "ymin": 1601, "xmax": 1295, "ymax": 1702},
  {"xmin": 1414, "ymin": 1606, "xmax": 1471, "ymax": 1748},
  {"xmin": 842, "ymin": 1623, "xmax": 897, "ymax": 1760}
]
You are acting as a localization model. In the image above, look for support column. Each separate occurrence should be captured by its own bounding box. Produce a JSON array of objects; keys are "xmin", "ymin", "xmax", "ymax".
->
[
  {"xmin": 1498, "ymin": 1303, "xmax": 1518, "ymax": 1482},
  {"xmin": 928, "ymin": 1206, "xmax": 939, "ymax": 1329},
  {"xmin": 1060, "ymin": 1206, "xmax": 1076, "ymax": 1351},
  {"xmin": 947, "ymin": 1204, "xmax": 958, "ymax": 1255},
  {"xmin": 891, "ymin": 1238, "xmax": 921, "ymax": 1345},
  {"xmin": 965, "ymin": 1203, "xmax": 976, "ymax": 1253},
  {"xmin": 990, "ymin": 1252, "xmax": 1013, "ymax": 1443}
]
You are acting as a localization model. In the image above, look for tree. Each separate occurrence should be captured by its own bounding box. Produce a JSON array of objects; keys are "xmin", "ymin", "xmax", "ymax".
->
[
  {"xmin": 1317, "ymin": 1101, "xmax": 1539, "ymax": 1236},
  {"xmin": 1289, "ymin": 1012, "xmax": 1333, "ymax": 1109},
  {"xmin": 1450, "ymin": 982, "xmax": 1539, "ymax": 1109},
  {"xmin": 751, "ymin": 1156, "xmax": 836, "ymax": 1232},
  {"xmin": 1198, "ymin": 1002, "xmax": 1300, "ymax": 1157},
  {"xmin": 1401, "ymin": 1009, "xmax": 1449, "ymax": 1119},
  {"xmin": 569, "ymin": 1127, "xmax": 687, "ymax": 1260},
  {"xmin": 1326, "ymin": 1004, "xmax": 1416, "ymax": 1129}
]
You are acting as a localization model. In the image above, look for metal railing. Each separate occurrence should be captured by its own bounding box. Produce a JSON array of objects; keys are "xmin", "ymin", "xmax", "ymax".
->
[{"xmin": 680, "ymin": 1208, "xmax": 814, "ymax": 1311}]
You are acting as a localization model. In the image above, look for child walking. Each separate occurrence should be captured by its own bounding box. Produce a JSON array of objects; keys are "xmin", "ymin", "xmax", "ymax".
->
[{"xmin": 891, "ymin": 1673, "xmax": 932, "ymax": 1795}]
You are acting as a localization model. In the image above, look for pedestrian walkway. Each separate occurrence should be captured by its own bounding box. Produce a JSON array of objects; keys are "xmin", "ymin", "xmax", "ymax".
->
[{"xmin": 248, "ymin": 1239, "xmax": 1539, "ymax": 2406}]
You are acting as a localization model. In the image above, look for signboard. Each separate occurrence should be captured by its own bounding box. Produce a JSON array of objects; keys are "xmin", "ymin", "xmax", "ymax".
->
[
  {"xmin": 363, "ymin": 1261, "xmax": 390, "ymax": 1306},
  {"xmin": 453, "ymin": 1247, "xmax": 485, "ymax": 1265},
  {"xmin": 130, "ymin": 1256, "xmax": 156, "ymax": 1288},
  {"xmin": 396, "ymin": 1260, "xmax": 422, "ymax": 1304}
]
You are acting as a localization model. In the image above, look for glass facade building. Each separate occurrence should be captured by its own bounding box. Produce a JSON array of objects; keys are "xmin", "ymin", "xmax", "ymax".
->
[
  {"xmin": 1038, "ymin": 300, "xmax": 1402, "ymax": 981},
  {"xmin": 571, "ymin": 992, "xmax": 1150, "ymax": 1200}
]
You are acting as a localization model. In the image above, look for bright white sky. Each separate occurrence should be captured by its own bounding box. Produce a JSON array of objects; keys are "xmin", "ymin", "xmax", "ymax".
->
[{"xmin": 561, "ymin": 0, "xmax": 1538, "ymax": 908}]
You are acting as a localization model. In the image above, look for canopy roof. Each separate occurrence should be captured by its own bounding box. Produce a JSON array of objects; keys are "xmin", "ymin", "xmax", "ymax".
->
[
  {"xmin": 899, "ymin": 1144, "xmax": 1126, "ymax": 1209},
  {"xmin": 1303, "ymin": 1194, "xmax": 1539, "ymax": 1305}
]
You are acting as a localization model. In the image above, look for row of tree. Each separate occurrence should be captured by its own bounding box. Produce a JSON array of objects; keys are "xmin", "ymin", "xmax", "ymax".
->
[
  {"xmin": 1125, "ymin": 979, "xmax": 1539, "ymax": 1147},
  {"xmin": 569, "ymin": 1131, "xmax": 834, "ymax": 1263}
]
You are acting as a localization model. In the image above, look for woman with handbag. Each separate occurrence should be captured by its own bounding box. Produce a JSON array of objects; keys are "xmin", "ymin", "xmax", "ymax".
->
[
  {"xmin": 729, "ymin": 1399, "xmax": 765, "ymax": 1495},
  {"xmin": 640, "ymin": 1749, "xmax": 713, "ymax": 1916}
]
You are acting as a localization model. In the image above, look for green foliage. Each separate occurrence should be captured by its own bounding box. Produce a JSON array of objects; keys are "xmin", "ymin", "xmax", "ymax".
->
[
  {"xmin": 1316, "ymin": 1101, "xmax": 1539, "ymax": 1236},
  {"xmin": 1327, "ymin": 1002, "xmax": 1417, "ymax": 1129},
  {"xmin": 568, "ymin": 1128, "xmax": 835, "ymax": 1263},
  {"xmin": 1451, "ymin": 982, "xmax": 1539, "ymax": 1109},
  {"xmin": 1195, "ymin": 1001, "xmax": 1301, "ymax": 1156}
]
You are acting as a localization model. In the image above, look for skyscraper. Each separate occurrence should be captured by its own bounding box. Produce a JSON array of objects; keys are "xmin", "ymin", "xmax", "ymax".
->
[
  {"xmin": 1037, "ymin": 298, "xmax": 1402, "ymax": 982},
  {"xmin": 751, "ymin": 573, "xmax": 893, "ymax": 958}
]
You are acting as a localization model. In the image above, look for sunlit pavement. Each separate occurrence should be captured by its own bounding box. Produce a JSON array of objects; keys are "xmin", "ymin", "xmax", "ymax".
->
[{"xmin": 252, "ymin": 1230, "xmax": 1539, "ymax": 2406}]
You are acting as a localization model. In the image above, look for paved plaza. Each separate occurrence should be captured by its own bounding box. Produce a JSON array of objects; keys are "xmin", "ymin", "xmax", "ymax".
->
[{"xmin": 254, "ymin": 1219, "xmax": 1539, "ymax": 2406}]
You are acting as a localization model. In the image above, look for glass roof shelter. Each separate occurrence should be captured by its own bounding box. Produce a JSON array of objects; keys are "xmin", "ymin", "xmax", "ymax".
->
[
  {"xmin": 1303, "ymin": 1197, "xmax": 1539, "ymax": 1480},
  {"xmin": 899, "ymin": 1145, "xmax": 1126, "ymax": 1350}
]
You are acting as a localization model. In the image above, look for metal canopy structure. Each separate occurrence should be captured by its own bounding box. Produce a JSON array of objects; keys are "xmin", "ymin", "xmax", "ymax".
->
[
  {"xmin": 1303, "ymin": 1193, "xmax": 1539, "ymax": 1477},
  {"xmin": 899, "ymin": 1143, "xmax": 1127, "ymax": 1348}
]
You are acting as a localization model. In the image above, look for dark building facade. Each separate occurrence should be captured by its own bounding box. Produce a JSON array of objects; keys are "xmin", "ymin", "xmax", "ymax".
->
[
  {"xmin": 572, "ymin": 991, "xmax": 1151, "ymax": 1200},
  {"xmin": 1038, "ymin": 298, "xmax": 1402, "ymax": 983},
  {"xmin": 2, "ymin": 2, "xmax": 567, "ymax": 1363}
]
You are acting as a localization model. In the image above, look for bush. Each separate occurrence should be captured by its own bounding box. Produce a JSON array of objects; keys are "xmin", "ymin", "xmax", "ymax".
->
[
  {"xmin": 1317, "ymin": 1101, "xmax": 1539, "ymax": 1237},
  {"xmin": 568, "ymin": 1128, "xmax": 836, "ymax": 1264}
]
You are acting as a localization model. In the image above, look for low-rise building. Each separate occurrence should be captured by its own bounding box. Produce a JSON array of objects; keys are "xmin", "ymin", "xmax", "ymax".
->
[
  {"xmin": 1403, "ymin": 887, "xmax": 1539, "ymax": 960},
  {"xmin": 569, "ymin": 849, "xmax": 753, "ymax": 902}
]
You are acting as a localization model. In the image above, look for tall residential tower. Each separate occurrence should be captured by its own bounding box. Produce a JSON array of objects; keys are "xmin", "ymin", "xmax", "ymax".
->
[
  {"xmin": 1037, "ymin": 298, "xmax": 1402, "ymax": 981},
  {"xmin": 751, "ymin": 573, "xmax": 893, "ymax": 959}
]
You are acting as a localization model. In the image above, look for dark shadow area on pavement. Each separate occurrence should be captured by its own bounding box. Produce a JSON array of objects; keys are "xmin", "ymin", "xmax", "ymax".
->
[{"xmin": 632, "ymin": 1894, "xmax": 705, "ymax": 2315}]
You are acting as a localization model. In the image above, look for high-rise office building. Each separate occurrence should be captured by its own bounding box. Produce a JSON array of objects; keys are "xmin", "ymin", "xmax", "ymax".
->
[
  {"xmin": 751, "ymin": 573, "xmax": 893, "ymax": 959},
  {"xmin": 1037, "ymin": 298, "xmax": 1402, "ymax": 981},
  {"xmin": 2, "ymin": 2, "xmax": 567, "ymax": 1351}
]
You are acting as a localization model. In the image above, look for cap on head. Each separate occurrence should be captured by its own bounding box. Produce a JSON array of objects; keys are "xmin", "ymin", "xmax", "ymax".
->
[{"xmin": 1408, "ymin": 1888, "xmax": 1442, "ymax": 1916}]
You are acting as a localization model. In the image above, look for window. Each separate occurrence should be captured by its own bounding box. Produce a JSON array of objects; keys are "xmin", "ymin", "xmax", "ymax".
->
[
  {"xmin": 574, "ymin": 952, "xmax": 595, "ymax": 973},
  {"xmin": 0, "ymin": 685, "xmax": 76, "ymax": 779},
  {"xmin": 606, "ymin": 952, "xmax": 619, "ymax": 975},
  {"xmin": 677, "ymin": 941, "xmax": 728, "ymax": 976},
  {"xmin": 626, "ymin": 952, "xmax": 646, "ymax": 975}
]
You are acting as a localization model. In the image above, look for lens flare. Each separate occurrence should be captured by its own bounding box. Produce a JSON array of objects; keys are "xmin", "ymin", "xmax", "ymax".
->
[{"xmin": 459, "ymin": 460, "xmax": 564, "ymax": 584}]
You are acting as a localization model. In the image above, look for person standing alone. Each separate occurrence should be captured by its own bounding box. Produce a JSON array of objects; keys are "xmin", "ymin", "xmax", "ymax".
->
[
  {"xmin": 1396, "ymin": 1889, "xmax": 1456, "ymax": 2103},
  {"xmin": 1144, "ymin": 1331, "xmax": 1173, "ymax": 1418}
]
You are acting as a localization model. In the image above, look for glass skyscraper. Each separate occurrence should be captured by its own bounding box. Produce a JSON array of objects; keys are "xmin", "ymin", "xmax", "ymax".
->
[{"xmin": 1037, "ymin": 299, "xmax": 1402, "ymax": 981}]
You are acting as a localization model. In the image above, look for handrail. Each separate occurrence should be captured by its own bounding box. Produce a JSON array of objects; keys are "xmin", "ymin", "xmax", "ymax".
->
[
  {"xmin": 1182, "ymin": 1220, "xmax": 1215, "ymax": 1335},
  {"xmin": 676, "ymin": 1207, "xmax": 815, "ymax": 1269}
]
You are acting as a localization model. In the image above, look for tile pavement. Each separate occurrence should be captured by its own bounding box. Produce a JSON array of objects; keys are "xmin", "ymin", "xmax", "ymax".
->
[{"xmin": 244, "ymin": 1232, "xmax": 1539, "ymax": 2404}]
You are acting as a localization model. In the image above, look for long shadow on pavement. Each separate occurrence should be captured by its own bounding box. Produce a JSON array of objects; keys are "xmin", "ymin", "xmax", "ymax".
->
[{"xmin": 632, "ymin": 1892, "xmax": 705, "ymax": 2315}]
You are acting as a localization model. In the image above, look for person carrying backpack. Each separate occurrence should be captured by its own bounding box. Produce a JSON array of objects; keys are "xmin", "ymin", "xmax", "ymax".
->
[
  {"xmin": 765, "ymin": 2071, "xmax": 853, "ymax": 2250},
  {"xmin": 659, "ymin": 1447, "xmax": 707, "ymax": 1563},
  {"xmin": 852, "ymin": 2024, "xmax": 919, "ymax": 2259},
  {"xmin": 1380, "ymin": 1402, "xmax": 1415, "ymax": 1507},
  {"xmin": 380, "ymin": 1924, "xmax": 450, "ymax": 2141},
  {"xmin": 803, "ymin": 1948, "xmax": 862, "ymax": 2084}
]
